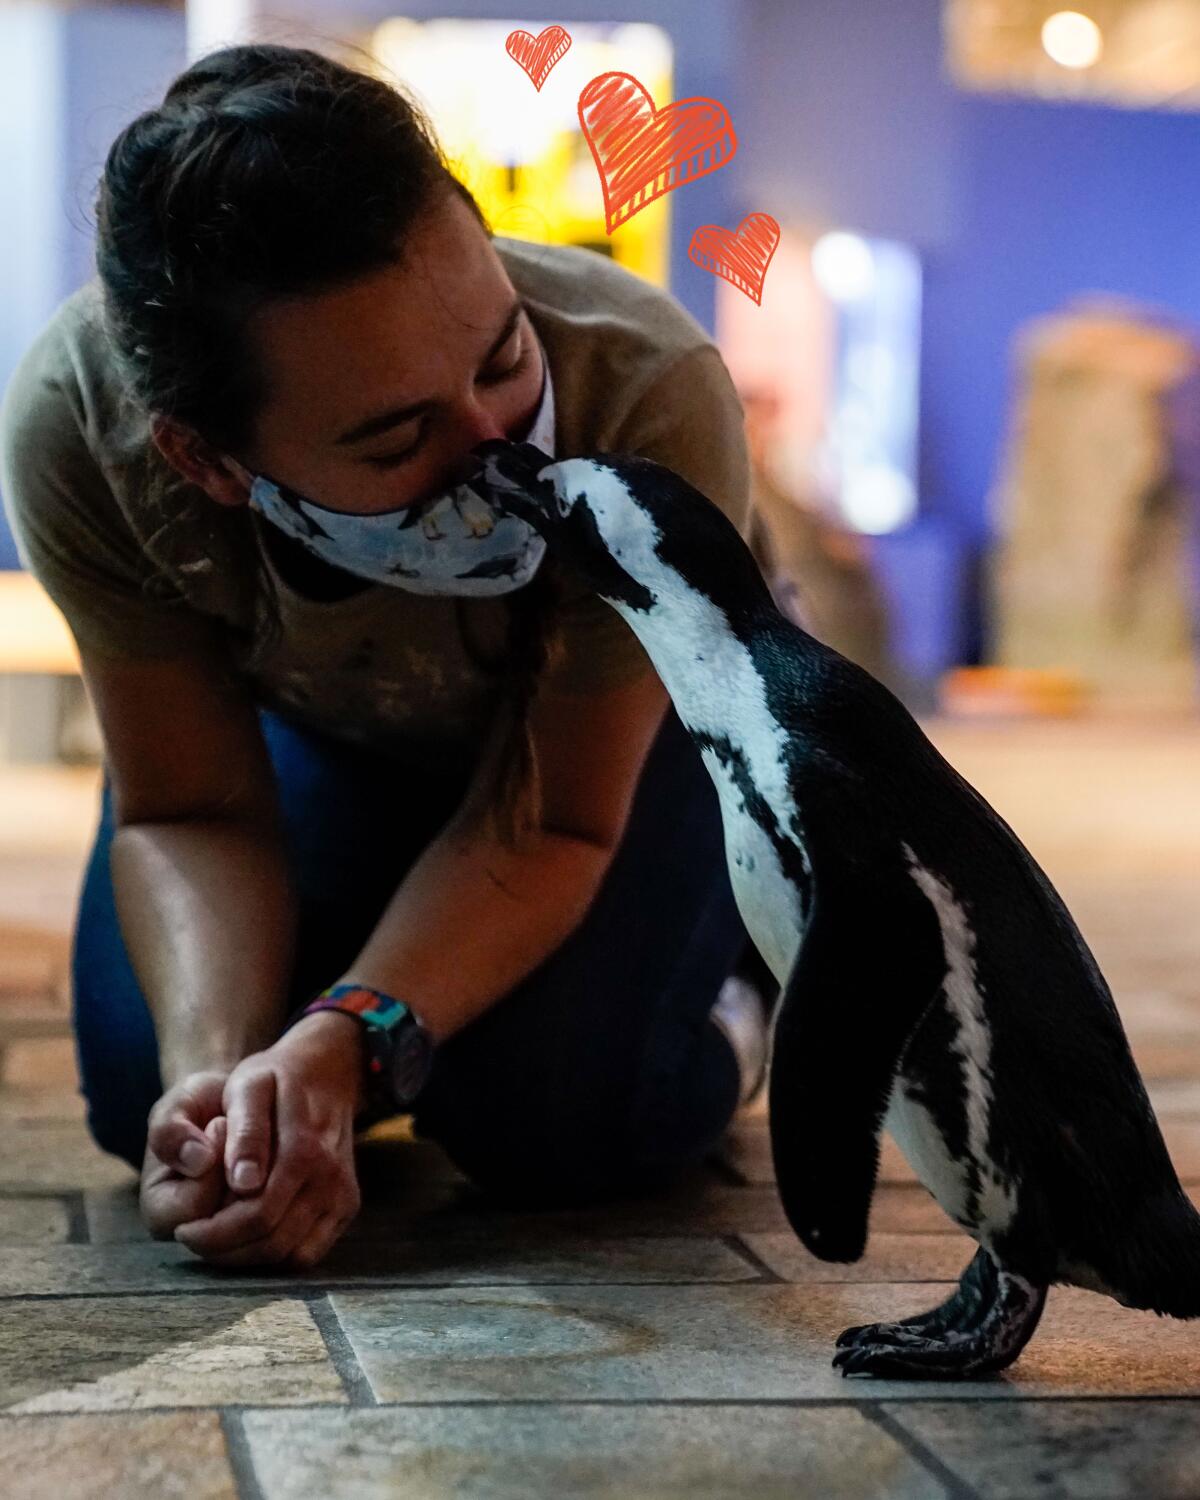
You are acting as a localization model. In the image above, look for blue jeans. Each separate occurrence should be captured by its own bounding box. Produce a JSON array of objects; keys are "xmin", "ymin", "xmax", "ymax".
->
[{"xmin": 70, "ymin": 701, "xmax": 748, "ymax": 1205}]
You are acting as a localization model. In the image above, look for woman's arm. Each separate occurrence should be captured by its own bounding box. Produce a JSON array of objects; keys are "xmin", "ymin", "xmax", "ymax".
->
[
  {"xmin": 172, "ymin": 665, "xmax": 671, "ymax": 1267},
  {"xmin": 329, "ymin": 667, "xmax": 671, "ymax": 1043},
  {"xmin": 80, "ymin": 644, "xmax": 299, "ymax": 1087},
  {"xmin": 112, "ymin": 815, "xmax": 297, "ymax": 1085}
]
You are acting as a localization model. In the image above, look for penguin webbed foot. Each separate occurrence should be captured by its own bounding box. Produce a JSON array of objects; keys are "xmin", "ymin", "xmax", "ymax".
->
[{"xmin": 831, "ymin": 1245, "xmax": 1047, "ymax": 1380}]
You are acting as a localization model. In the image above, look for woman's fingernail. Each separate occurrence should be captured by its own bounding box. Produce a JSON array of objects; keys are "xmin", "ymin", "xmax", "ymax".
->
[
  {"xmin": 232, "ymin": 1160, "xmax": 260, "ymax": 1190},
  {"xmin": 179, "ymin": 1140, "xmax": 212, "ymax": 1173}
]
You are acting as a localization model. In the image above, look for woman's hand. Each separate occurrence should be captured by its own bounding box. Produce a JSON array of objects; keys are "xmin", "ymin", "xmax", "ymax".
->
[
  {"xmin": 171, "ymin": 1013, "xmax": 365, "ymax": 1269},
  {"xmin": 140, "ymin": 1070, "xmax": 238, "ymax": 1241}
]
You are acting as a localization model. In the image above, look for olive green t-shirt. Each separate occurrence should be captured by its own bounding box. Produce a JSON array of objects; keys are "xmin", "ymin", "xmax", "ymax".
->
[{"xmin": 0, "ymin": 237, "xmax": 753, "ymax": 759}]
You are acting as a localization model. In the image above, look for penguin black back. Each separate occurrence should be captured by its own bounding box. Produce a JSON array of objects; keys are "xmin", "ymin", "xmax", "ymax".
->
[{"xmin": 474, "ymin": 437, "xmax": 1200, "ymax": 1336}]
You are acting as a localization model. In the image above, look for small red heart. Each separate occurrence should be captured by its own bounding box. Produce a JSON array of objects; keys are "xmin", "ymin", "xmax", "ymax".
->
[
  {"xmin": 578, "ymin": 72, "xmax": 738, "ymax": 235},
  {"xmin": 505, "ymin": 25, "xmax": 572, "ymax": 92},
  {"xmin": 688, "ymin": 213, "xmax": 781, "ymax": 305}
]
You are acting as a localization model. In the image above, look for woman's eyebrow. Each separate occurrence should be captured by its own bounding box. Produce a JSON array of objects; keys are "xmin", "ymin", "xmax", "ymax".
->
[{"xmin": 332, "ymin": 299, "xmax": 525, "ymax": 447}]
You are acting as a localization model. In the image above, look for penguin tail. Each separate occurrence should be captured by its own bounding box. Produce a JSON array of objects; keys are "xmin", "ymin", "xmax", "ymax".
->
[{"xmin": 1077, "ymin": 1190, "xmax": 1200, "ymax": 1319}]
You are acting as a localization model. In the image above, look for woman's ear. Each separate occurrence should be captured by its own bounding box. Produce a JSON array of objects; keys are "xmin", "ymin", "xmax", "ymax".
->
[{"xmin": 149, "ymin": 413, "xmax": 252, "ymax": 508}]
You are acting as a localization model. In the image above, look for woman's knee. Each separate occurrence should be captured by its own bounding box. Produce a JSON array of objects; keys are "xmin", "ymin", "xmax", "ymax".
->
[
  {"xmin": 410, "ymin": 1016, "xmax": 740, "ymax": 1208},
  {"xmin": 71, "ymin": 775, "xmax": 162, "ymax": 1171},
  {"xmin": 425, "ymin": 1113, "xmax": 729, "ymax": 1209},
  {"xmin": 419, "ymin": 1110, "xmax": 675, "ymax": 1208},
  {"xmin": 85, "ymin": 1102, "xmax": 150, "ymax": 1173}
]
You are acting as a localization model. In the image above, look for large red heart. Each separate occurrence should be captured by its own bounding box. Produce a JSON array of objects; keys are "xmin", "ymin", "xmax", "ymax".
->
[
  {"xmin": 577, "ymin": 72, "xmax": 737, "ymax": 234},
  {"xmin": 505, "ymin": 25, "xmax": 572, "ymax": 92},
  {"xmin": 688, "ymin": 213, "xmax": 781, "ymax": 305}
]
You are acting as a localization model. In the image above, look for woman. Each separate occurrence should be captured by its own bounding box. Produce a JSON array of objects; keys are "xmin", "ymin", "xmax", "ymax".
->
[{"xmin": 0, "ymin": 43, "xmax": 773, "ymax": 1270}]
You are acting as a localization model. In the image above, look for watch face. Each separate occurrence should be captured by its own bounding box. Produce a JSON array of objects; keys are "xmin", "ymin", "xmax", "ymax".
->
[{"xmin": 389, "ymin": 1020, "xmax": 434, "ymax": 1105}]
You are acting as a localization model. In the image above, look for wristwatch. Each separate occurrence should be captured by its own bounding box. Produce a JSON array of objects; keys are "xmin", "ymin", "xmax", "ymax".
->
[{"xmin": 283, "ymin": 982, "xmax": 435, "ymax": 1127}]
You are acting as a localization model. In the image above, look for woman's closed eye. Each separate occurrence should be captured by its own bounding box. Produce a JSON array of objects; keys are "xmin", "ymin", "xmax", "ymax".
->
[{"xmin": 364, "ymin": 345, "xmax": 533, "ymax": 470}]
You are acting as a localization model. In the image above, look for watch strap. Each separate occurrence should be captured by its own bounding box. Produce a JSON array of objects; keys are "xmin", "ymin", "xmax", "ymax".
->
[
  {"xmin": 284, "ymin": 983, "xmax": 431, "ymax": 1126},
  {"xmin": 300, "ymin": 982, "xmax": 414, "ymax": 1030}
]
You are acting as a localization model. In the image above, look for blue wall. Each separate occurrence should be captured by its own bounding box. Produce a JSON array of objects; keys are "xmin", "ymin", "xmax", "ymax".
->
[
  {"xmin": 734, "ymin": 0, "xmax": 1200, "ymax": 670},
  {"xmin": 920, "ymin": 93, "xmax": 1200, "ymax": 546},
  {"xmin": 4, "ymin": 0, "xmax": 1198, "ymax": 669},
  {"xmin": 0, "ymin": 5, "xmax": 187, "ymax": 569}
]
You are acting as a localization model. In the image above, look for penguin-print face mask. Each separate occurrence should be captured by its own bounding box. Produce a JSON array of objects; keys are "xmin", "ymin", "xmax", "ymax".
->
[{"xmin": 238, "ymin": 338, "xmax": 556, "ymax": 597}]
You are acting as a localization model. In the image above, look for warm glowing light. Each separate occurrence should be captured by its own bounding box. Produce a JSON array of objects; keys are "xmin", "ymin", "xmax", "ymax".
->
[
  {"xmin": 1041, "ymin": 11, "xmax": 1103, "ymax": 69},
  {"xmin": 811, "ymin": 233, "xmax": 875, "ymax": 303},
  {"xmin": 364, "ymin": 18, "xmax": 673, "ymax": 287}
]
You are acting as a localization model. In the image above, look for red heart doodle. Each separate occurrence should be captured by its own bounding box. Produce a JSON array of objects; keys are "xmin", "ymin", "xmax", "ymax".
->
[
  {"xmin": 577, "ymin": 72, "xmax": 738, "ymax": 234},
  {"xmin": 505, "ymin": 25, "xmax": 572, "ymax": 92},
  {"xmin": 688, "ymin": 213, "xmax": 781, "ymax": 305}
]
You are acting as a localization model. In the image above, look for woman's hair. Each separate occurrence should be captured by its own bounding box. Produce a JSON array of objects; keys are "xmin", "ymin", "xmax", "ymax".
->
[{"xmin": 94, "ymin": 42, "xmax": 563, "ymax": 849}]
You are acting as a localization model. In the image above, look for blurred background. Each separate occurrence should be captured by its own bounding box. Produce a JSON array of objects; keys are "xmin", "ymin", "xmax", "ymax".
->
[{"xmin": 1, "ymin": 0, "xmax": 1199, "ymax": 763}]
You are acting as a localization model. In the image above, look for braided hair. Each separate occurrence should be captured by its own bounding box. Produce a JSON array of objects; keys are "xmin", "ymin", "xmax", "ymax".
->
[{"xmin": 94, "ymin": 41, "xmax": 563, "ymax": 848}]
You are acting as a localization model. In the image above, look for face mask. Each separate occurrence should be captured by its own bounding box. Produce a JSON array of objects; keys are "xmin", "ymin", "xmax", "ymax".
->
[{"xmin": 235, "ymin": 337, "xmax": 556, "ymax": 596}]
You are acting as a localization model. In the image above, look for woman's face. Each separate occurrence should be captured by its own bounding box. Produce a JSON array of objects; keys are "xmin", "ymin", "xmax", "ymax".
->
[{"xmin": 226, "ymin": 189, "xmax": 545, "ymax": 516}]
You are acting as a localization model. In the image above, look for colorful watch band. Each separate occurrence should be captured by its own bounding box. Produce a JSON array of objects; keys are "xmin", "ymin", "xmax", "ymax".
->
[
  {"xmin": 289, "ymin": 983, "xmax": 429, "ymax": 1124},
  {"xmin": 300, "ymin": 982, "xmax": 414, "ymax": 1032}
]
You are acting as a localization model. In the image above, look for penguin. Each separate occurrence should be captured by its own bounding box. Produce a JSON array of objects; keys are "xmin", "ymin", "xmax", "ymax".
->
[{"xmin": 469, "ymin": 436, "xmax": 1200, "ymax": 1381}]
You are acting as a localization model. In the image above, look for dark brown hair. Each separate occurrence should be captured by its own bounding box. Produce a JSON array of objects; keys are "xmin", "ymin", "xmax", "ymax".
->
[{"xmin": 93, "ymin": 41, "xmax": 563, "ymax": 848}]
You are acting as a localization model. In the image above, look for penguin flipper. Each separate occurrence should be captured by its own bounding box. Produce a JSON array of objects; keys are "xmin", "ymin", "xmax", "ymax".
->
[{"xmin": 767, "ymin": 859, "xmax": 946, "ymax": 1263}]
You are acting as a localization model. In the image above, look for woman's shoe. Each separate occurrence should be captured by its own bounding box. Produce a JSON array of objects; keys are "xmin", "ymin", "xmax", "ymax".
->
[{"xmin": 709, "ymin": 940, "xmax": 779, "ymax": 1109}]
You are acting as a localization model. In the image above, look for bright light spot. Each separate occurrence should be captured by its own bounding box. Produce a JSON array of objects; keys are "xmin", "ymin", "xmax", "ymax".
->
[
  {"xmin": 811, "ymin": 233, "xmax": 876, "ymax": 303},
  {"xmin": 186, "ymin": 0, "xmax": 258, "ymax": 60},
  {"xmin": 1041, "ymin": 11, "xmax": 1103, "ymax": 69},
  {"xmin": 611, "ymin": 24, "xmax": 674, "ymax": 76},
  {"xmin": 842, "ymin": 464, "xmax": 916, "ymax": 534},
  {"xmin": 370, "ymin": 18, "xmax": 562, "ymax": 164}
]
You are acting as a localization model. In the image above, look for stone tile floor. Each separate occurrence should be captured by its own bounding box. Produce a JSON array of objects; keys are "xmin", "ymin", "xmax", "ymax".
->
[{"xmin": 0, "ymin": 715, "xmax": 1198, "ymax": 1497}]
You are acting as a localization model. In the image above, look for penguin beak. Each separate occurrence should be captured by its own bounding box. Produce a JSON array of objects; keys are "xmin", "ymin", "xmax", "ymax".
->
[{"xmin": 467, "ymin": 439, "xmax": 558, "ymax": 533}]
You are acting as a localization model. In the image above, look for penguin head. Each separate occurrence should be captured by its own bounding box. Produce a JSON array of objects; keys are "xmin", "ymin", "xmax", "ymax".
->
[
  {"xmin": 469, "ymin": 439, "xmax": 659, "ymax": 612},
  {"xmin": 470, "ymin": 441, "xmax": 774, "ymax": 625},
  {"xmin": 467, "ymin": 440, "xmax": 562, "ymax": 532}
]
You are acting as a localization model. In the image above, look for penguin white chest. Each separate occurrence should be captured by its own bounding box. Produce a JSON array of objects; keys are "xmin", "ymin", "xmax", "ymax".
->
[
  {"xmin": 595, "ymin": 522, "xmax": 812, "ymax": 988},
  {"xmin": 701, "ymin": 747, "xmax": 806, "ymax": 988},
  {"xmin": 884, "ymin": 850, "xmax": 1022, "ymax": 1242}
]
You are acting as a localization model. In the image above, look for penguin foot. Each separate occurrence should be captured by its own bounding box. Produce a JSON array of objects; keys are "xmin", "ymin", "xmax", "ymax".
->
[
  {"xmin": 831, "ymin": 1246, "xmax": 1047, "ymax": 1380},
  {"xmin": 834, "ymin": 1243, "xmax": 1002, "ymax": 1348}
]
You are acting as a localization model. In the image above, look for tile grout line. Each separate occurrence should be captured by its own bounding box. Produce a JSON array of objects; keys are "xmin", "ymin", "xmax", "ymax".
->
[
  {"xmin": 219, "ymin": 1410, "xmax": 270, "ymax": 1500},
  {"xmin": 861, "ymin": 1401, "xmax": 984, "ymax": 1500},
  {"xmin": 11, "ymin": 1386, "xmax": 1200, "ymax": 1410},
  {"xmin": 305, "ymin": 1291, "xmax": 379, "ymax": 1407},
  {"xmin": 0, "ymin": 1275, "xmax": 966, "ymax": 1302},
  {"xmin": 9, "ymin": 1395, "xmax": 1200, "ymax": 1420},
  {"xmin": 0, "ymin": 1396, "xmax": 1039, "ymax": 1420},
  {"xmin": 718, "ymin": 1232, "xmax": 785, "ymax": 1281}
]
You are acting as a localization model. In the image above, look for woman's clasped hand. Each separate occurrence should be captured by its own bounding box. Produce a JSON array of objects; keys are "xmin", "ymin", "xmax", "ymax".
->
[{"xmin": 139, "ymin": 1013, "xmax": 366, "ymax": 1269}]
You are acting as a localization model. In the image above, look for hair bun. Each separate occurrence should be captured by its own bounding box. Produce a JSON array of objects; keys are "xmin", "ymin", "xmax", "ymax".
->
[{"xmin": 162, "ymin": 42, "xmax": 333, "ymax": 106}]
